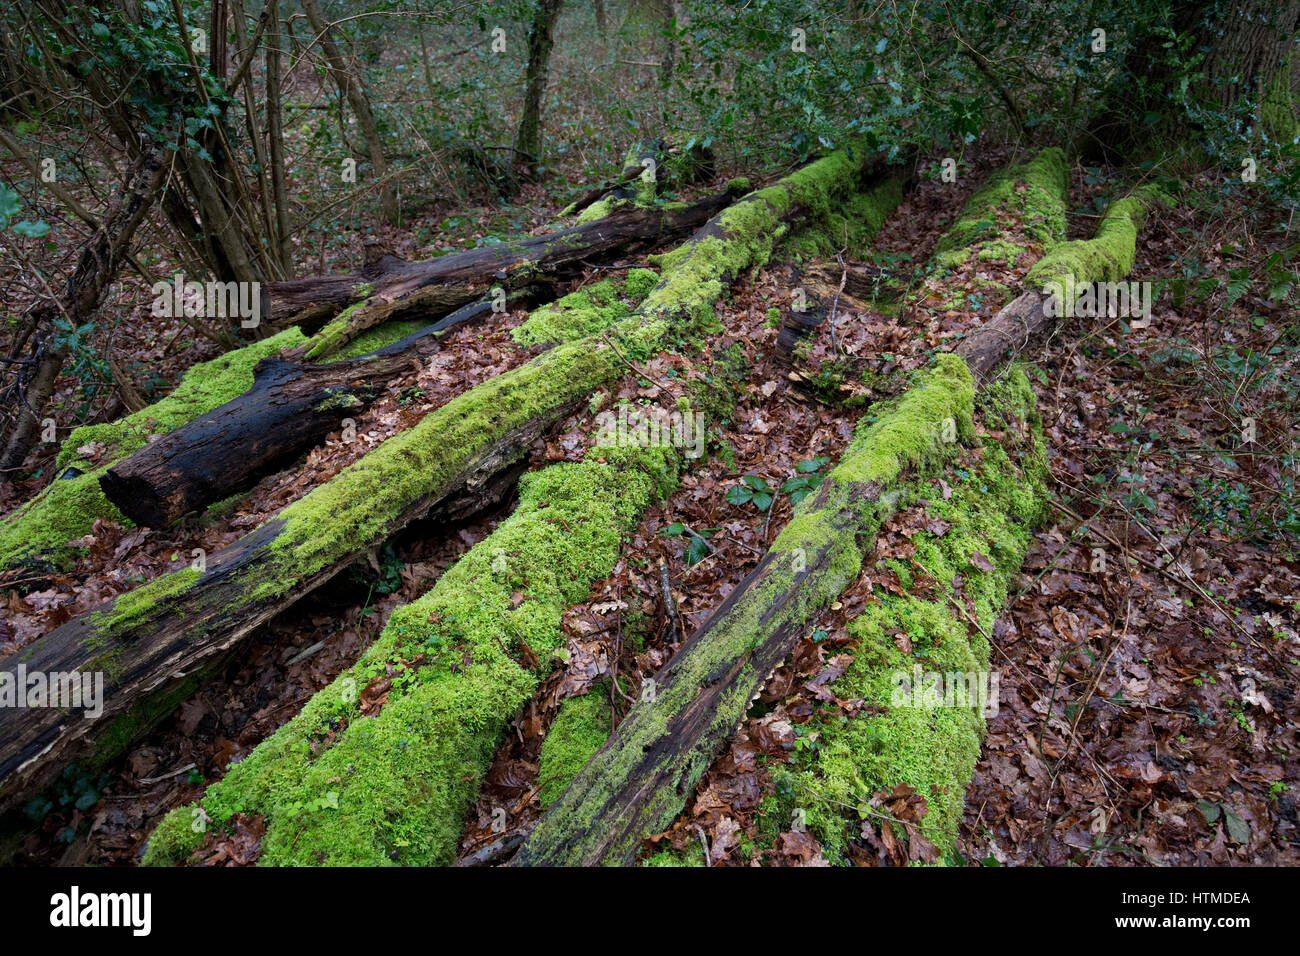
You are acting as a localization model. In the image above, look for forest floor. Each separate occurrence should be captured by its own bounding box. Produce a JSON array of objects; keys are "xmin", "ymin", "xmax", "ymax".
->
[{"xmin": 2, "ymin": 138, "xmax": 1296, "ymax": 866}]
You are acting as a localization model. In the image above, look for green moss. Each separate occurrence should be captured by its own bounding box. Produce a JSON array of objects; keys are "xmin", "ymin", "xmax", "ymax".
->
[
  {"xmin": 0, "ymin": 330, "xmax": 307, "ymax": 572},
  {"xmin": 622, "ymin": 267, "xmax": 659, "ymax": 301},
  {"xmin": 87, "ymin": 566, "xmax": 202, "ymax": 639},
  {"xmin": 537, "ymin": 688, "xmax": 612, "ymax": 808},
  {"xmin": 822, "ymin": 353, "xmax": 974, "ymax": 489},
  {"xmin": 157, "ymin": 433, "xmax": 679, "ymax": 866},
  {"xmin": 576, "ymin": 195, "xmax": 621, "ymax": 224},
  {"xmin": 303, "ymin": 299, "xmax": 370, "ymax": 361},
  {"xmin": 934, "ymin": 147, "xmax": 1069, "ymax": 268},
  {"xmin": 785, "ymin": 176, "xmax": 906, "ymax": 261},
  {"xmin": 783, "ymin": 367, "xmax": 1047, "ymax": 863},
  {"xmin": 141, "ymin": 803, "xmax": 205, "ymax": 866},
  {"xmin": 511, "ymin": 268, "xmax": 659, "ymax": 347},
  {"xmin": 1262, "ymin": 55, "xmax": 1300, "ymax": 143},
  {"xmin": 332, "ymin": 318, "xmax": 427, "ymax": 358},
  {"xmin": 1024, "ymin": 187, "xmax": 1169, "ymax": 303}
]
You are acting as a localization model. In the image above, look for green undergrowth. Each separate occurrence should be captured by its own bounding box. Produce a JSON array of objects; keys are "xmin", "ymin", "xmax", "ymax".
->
[
  {"xmin": 144, "ymin": 438, "xmax": 680, "ymax": 866},
  {"xmin": 770, "ymin": 367, "xmax": 1047, "ymax": 864},
  {"xmin": 1023, "ymin": 186, "xmax": 1171, "ymax": 302},
  {"xmin": 537, "ymin": 687, "xmax": 612, "ymax": 809},
  {"xmin": 512, "ymin": 268, "xmax": 659, "ymax": 346},
  {"xmin": 934, "ymin": 147, "xmax": 1069, "ymax": 270},
  {"xmin": 0, "ymin": 321, "xmax": 423, "ymax": 576}
]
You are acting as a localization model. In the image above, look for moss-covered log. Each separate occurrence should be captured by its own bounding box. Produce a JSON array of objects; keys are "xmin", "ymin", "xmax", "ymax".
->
[
  {"xmin": 933, "ymin": 147, "xmax": 1068, "ymax": 271},
  {"xmin": 512, "ymin": 354, "xmax": 978, "ymax": 866},
  {"xmin": 276, "ymin": 184, "xmax": 746, "ymax": 361},
  {"xmin": 99, "ymin": 289, "xmax": 546, "ymax": 528},
  {"xmin": 143, "ymin": 441, "xmax": 673, "ymax": 867},
  {"xmin": 0, "ymin": 146, "xmax": 900, "ymax": 819},
  {"xmin": 766, "ymin": 369, "xmax": 1047, "ymax": 863},
  {"xmin": 0, "ymin": 321, "xmax": 425, "ymax": 576},
  {"xmin": 514, "ymin": 165, "xmax": 1171, "ymax": 867}
]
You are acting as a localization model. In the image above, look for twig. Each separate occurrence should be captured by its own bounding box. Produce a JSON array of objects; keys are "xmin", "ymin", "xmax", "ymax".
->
[{"xmin": 599, "ymin": 330, "xmax": 681, "ymax": 403}]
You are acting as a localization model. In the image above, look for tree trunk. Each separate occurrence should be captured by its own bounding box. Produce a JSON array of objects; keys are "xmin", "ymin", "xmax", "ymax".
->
[
  {"xmin": 514, "ymin": 0, "xmax": 563, "ymax": 183},
  {"xmin": 0, "ymin": 143, "xmax": 168, "ymax": 481},
  {"xmin": 271, "ymin": 184, "xmax": 741, "ymax": 358},
  {"xmin": 100, "ymin": 291, "xmax": 532, "ymax": 527},
  {"xmin": 300, "ymin": 0, "xmax": 398, "ymax": 224}
]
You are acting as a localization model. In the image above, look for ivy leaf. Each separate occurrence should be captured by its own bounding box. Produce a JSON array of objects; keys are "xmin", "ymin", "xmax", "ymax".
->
[
  {"xmin": 752, "ymin": 491, "xmax": 773, "ymax": 511},
  {"xmin": 686, "ymin": 534, "xmax": 710, "ymax": 566},
  {"xmin": 725, "ymin": 485, "xmax": 753, "ymax": 506},
  {"xmin": 742, "ymin": 474, "xmax": 769, "ymax": 492}
]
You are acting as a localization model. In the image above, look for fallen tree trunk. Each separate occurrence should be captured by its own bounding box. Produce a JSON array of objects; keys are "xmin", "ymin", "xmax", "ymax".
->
[
  {"xmin": 0, "ymin": 146, "xmax": 898, "ymax": 817},
  {"xmin": 100, "ymin": 289, "xmax": 537, "ymax": 528},
  {"xmin": 270, "ymin": 185, "xmax": 742, "ymax": 359},
  {"xmin": 513, "ymin": 179, "xmax": 1165, "ymax": 867}
]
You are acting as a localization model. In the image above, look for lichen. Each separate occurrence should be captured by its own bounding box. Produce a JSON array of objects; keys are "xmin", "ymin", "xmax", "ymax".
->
[{"xmin": 537, "ymin": 687, "xmax": 612, "ymax": 809}]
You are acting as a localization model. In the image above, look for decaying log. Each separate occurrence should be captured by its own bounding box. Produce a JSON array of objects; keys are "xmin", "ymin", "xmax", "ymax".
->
[
  {"xmin": 0, "ymin": 146, "xmax": 898, "ymax": 817},
  {"xmin": 514, "ymin": 186, "xmax": 1161, "ymax": 866},
  {"xmin": 99, "ymin": 290, "xmax": 537, "ymax": 528},
  {"xmin": 268, "ymin": 186, "xmax": 742, "ymax": 358}
]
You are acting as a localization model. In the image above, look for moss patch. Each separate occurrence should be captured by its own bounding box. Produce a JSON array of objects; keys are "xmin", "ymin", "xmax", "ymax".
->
[
  {"xmin": 933, "ymin": 148, "xmax": 1068, "ymax": 270},
  {"xmin": 537, "ymin": 687, "xmax": 612, "ymax": 809},
  {"xmin": 785, "ymin": 176, "xmax": 906, "ymax": 261},
  {"xmin": 780, "ymin": 368, "xmax": 1047, "ymax": 863},
  {"xmin": 512, "ymin": 268, "xmax": 659, "ymax": 347}
]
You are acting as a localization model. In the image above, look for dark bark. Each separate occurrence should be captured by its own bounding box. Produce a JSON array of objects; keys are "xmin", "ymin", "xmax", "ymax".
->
[
  {"xmin": 268, "ymin": 186, "xmax": 739, "ymax": 356},
  {"xmin": 100, "ymin": 292, "xmax": 533, "ymax": 527},
  {"xmin": 514, "ymin": 0, "xmax": 563, "ymax": 182}
]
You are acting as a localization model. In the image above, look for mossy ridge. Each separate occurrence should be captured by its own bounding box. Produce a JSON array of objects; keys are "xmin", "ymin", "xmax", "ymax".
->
[
  {"xmin": 521, "ymin": 357, "xmax": 976, "ymax": 866},
  {"xmin": 512, "ymin": 268, "xmax": 660, "ymax": 346},
  {"xmin": 537, "ymin": 686, "xmax": 613, "ymax": 809},
  {"xmin": 777, "ymin": 367, "xmax": 1047, "ymax": 864},
  {"xmin": 933, "ymin": 147, "xmax": 1069, "ymax": 270},
  {"xmin": 145, "ymin": 439, "xmax": 680, "ymax": 866},
  {"xmin": 784, "ymin": 175, "xmax": 907, "ymax": 261},
  {"xmin": 644, "ymin": 145, "xmax": 881, "ymax": 325},
  {"xmin": 1023, "ymin": 186, "xmax": 1171, "ymax": 304}
]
